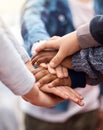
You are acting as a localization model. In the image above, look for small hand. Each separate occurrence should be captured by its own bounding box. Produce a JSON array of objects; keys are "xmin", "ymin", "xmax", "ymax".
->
[
  {"xmin": 22, "ymin": 85, "xmax": 64, "ymax": 107},
  {"xmin": 33, "ymin": 67, "xmax": 84, "ymax": 106},
  {"xmin": 33, "ymin": 67, "xmax": 70, "ymax": 87},
  {"xmin": 35, "ymin": 31, "xmax": 81, "ymax": 68},
  {"xmin": 31, "ymin": 50, "xmax": 69, "ymax": 78},
  {"xmin": 40, "ymin": 85, "xmax": 84, "ymax": 106}
]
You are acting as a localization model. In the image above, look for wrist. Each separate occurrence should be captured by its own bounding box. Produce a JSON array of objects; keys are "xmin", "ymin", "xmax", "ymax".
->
[
  {"xmin": 25, "ymin": 60, "xmax": 35, "ymax": 73},
  {"xmin": 66, "ymin": 31, "xmax": 81, "ymax": 55},
  {"xmin": 22, "ymin": 86, "xmax": 39, "ymax": 104}
]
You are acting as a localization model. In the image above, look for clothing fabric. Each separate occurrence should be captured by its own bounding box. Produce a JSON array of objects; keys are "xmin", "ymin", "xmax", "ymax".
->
[
  {"xmin": 21, "ymin": 0, "xmax": 103, "ymax": 84},
  {"xmin": 74, "ymin": 15, "xmax": 103, "ymax": 85},
  {"xmin": 72, "ymin": 46, "xmax": 103, "ymax": 85},
  {"xmin": 20, "ymin": 85, "xmax": 100, "ymax": 122},
  {"xmin": 0, "ymin": 108, "xmax": 19, "ymax": 130},
  {"xmin": 25, "ymin": 109, "xmax": 98, "ymax": 130},
  {"xmin": 90, "ymin": 15, "xmax": 103, "ymax": 45},
  {"xmin": 0, "ymin": 20, "xmax": 35, "ymax": 95},
  {"xmin": 20, "ymin": 0, "xmax": 102, "ymax": 125}
]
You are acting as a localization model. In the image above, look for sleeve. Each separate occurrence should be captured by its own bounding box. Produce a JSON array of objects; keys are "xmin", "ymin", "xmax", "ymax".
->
[
  {"xmin": 0, "ymin": 24, "xmax": 35, "ymax": 96},
  {"xmin": 72, "ymin": 46, "xmax": 103, "ymax": 85},
  {"xmin": 21, "ymin": 0, "xmax": 50, "ymax": 56},
  {"xmin": 90, "ymin": 15, "xmax": 103, "ymax": 45},
  {"xmin": 0, "ymin": 20, "xmax": 30, "ymax": 63},
  {"xmin": 77, "ymin": 23, "xmax": 101, "ymax": 49}
]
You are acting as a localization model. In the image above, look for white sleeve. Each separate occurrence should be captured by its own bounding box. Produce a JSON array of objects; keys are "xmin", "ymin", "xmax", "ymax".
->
[
  {"xmin": 0, "ymin": 20, "xmax": 30, "ymax": 63},
  {"xmin": 0, "ymin": 25, "xmax": 35, "ymax": 96}
]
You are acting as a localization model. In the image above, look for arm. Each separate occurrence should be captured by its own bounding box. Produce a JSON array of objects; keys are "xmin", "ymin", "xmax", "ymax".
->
[
  {"xmin": 0, "ymin": 25, "xmax": 35, "ymax": 96},
  {"xmin": 32, "ymin": 47, "xmax": 103, "ymax": 85},
  {"xmin": 72, "ymin": 46, "xmax": 103, "ymax": 85},
  {"xmin": 0, "ymin": 20, "xmax": 74, "ymax": 107},
  {"xmin": 31, "ymin": 67, "xmax": 84, "ymax": 106},
  {"xmin": 35, "ymin": 15, "xmax": 103, "ymax": 68},
  {"xmin": 21, "ymin": 0, "xmax": 50, "ymax": 56}
]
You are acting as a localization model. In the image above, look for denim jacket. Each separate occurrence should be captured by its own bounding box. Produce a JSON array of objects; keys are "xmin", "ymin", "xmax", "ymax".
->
[
  {"xmin": 21, "ymin": 0, "xmax": 103, "ymax": 110},
  {"xmin": 21, "ymin": 0, "xmax": 103, "ymax": 56}
]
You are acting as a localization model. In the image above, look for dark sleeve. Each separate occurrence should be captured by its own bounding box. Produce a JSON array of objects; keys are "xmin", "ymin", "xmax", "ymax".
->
[
  {"xmin": 68, "ymin": 70, "xmax": 86, "ymax": 88},
  {"xmin": 90, "ymin": 15, "xmax": 103, "ymax": 45},
  {"xmin": 72, "ymin": 46, "xmax": 103, "ymax": 85}
]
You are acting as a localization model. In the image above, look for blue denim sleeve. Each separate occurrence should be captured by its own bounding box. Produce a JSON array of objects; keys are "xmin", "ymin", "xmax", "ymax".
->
[{"xmin": 21, "ymin": 0, "xmax": 50, "ymax": 56}]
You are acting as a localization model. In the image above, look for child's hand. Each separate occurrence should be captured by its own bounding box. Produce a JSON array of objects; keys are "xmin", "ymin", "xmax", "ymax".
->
[
  {"xmin": 31, "ymin": 50, "xmax": 73, "ymax": 78},
  {"xmin": 35, "ymin": 31, "xmax": 81, "ymax": 68},
  {"xmin": 31, "ymin": 50, "xmax": 68, "ymax": 78},
  {"xmin": 33, "ymin": 67, "xmax": 84, "ymax": 106}
]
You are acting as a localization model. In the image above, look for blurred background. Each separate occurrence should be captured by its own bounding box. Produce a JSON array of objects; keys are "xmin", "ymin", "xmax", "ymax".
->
[
  {"xmin": 0, "ymin": 0, "xmax": 25, "ymax": 130},
  {"xmin": 0, "ymin": 0, "xmax": 25, "ymax": 25}
]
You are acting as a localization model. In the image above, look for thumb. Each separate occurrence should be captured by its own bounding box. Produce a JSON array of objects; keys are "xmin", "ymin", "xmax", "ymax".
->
[
  {"xmin": 35, "ymin": 40, "xmax": 58, "ymax": 52},
  {"xmin": 49, "ymin": 48, "xmax": 66, "ymax": 68}
]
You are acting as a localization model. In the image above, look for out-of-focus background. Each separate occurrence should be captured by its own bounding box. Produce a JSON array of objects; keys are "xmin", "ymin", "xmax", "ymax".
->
[
  {"xmin": 0, "ymin": 0, "xmax": 25, "ymax": 25},
  {"xmin": 0, "ymin": 0, "xmax": 25, "ymax": 130}
]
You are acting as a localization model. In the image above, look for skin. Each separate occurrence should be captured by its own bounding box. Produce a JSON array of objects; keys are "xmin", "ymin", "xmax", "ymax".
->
[
  {"xmin": 31, "ymin": 50, "xmax": 73, "ymax": 76},
  {"xmin": 32, "ymin": 50, "xmax": 103, "ymax": 129},
  {"xmin": 22, "ymin": 60, "xmax": 64, "ymax": 107},
  {"xmin": 35, "ymin": 32, "xmax": 81, "ymax": 68},
  {"xmin": 25, "ymin": 60, "xmax": 84, "ymax": 106}
]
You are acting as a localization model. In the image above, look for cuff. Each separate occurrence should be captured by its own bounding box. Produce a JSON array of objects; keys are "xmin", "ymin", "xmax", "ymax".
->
[
  {"xmin": 72, "ymin": 52, "xmax": 101, "ymax": 85},
  {"xmin": 68, "ymin": 69, "xmax": 86, "ymax": 88},
  {"xmin": 77, "ymin": 23, "xmax": 100, "ymax": 49}
]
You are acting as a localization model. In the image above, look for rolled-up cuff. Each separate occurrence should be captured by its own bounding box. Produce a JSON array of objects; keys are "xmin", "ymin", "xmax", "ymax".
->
[{"xmin": 77, "ymin": 23, "xmax": 100, "ymax": 49}]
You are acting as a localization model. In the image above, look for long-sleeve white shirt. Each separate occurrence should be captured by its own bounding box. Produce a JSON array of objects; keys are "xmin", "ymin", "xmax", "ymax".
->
[{"xmin": 0, "ymin": 21, "xmax": 35, "ymax": 95}]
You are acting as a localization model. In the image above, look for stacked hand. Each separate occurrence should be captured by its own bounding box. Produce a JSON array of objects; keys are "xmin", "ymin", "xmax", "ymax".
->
[{"xmin": 29, "ymin": 50, "xmax": 84, "ymax": 106}]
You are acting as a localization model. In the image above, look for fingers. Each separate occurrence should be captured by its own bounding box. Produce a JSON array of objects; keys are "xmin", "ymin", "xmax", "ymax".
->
[
  {"xmin": 56, "ymin": 86, "xmax": 84, "ymax": 106},
  {"xmin": 50, "ymin": 36, "xmax": 61, "ymax": 40},
  {"xmin": 32, "ymin": 67, "xmax": 43, "ymax": 75},
  {"xmin": 48, "ymin": 77, "xmax": 71, "ymax": 87},
  {"xmin": 34, "ymin": 56, "xmax": 52, "ymax": 66},
  {"xmin": 40, "ymin": 85, "xmax": 71, "ymax": 100},
  {"xmin": 31, "ymin": 51, "xmax": 56, "ymax": 65},
  {"xmin": 40, "ymin": 85, "xmax": 84, "ymax": 106},
  {"xmin": 36, "ymin": 73, "xmax": 57, "ymax": 88},
  {"xmin": 49, "ymin": 47, "xmax": 67, "ymax": 68},
  {"xmin": 48, "ymin": 64, "xmax": 56, "ymax": 74},
  {"xmin": 34, "ymin": 69, "xmax": 48, "ymax": 81},
  {"xmin": 35, "ymin": 40, "xmax": 59, "ymax": 53},
  {"xmin": 55, "ymin": 65, "xmax": 68, "ymax": 78},
  {"xmin": 47, "ymin": 65, "xmax": 68, "ymax": 78}
]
